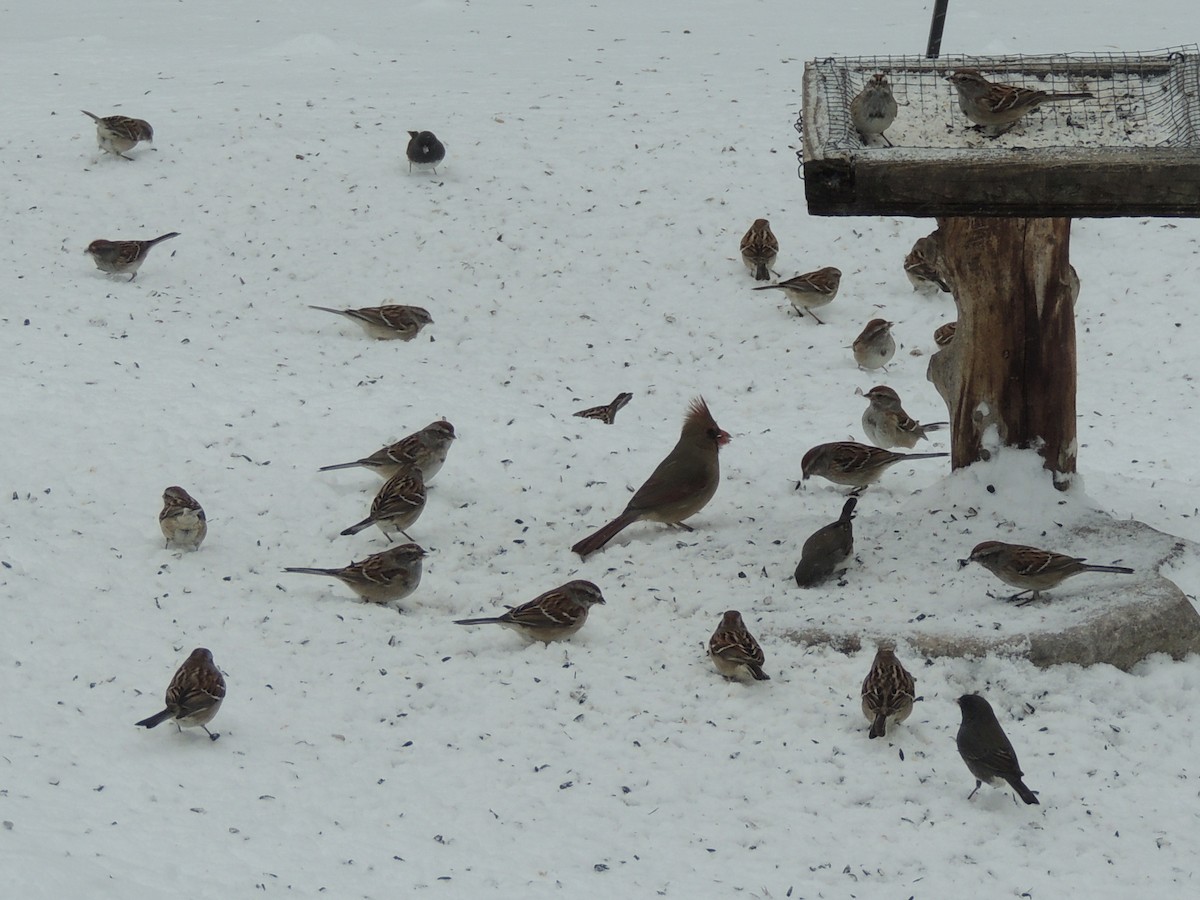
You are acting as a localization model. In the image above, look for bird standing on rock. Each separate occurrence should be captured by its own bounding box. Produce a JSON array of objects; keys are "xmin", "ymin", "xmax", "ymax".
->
[
  {"xmin": 961, "ymin": 540, "xmax": 1134, "ymax": 604},
  {"xmin": 571, "ymin": 397, "xmax": 730, "ymax": 558}
]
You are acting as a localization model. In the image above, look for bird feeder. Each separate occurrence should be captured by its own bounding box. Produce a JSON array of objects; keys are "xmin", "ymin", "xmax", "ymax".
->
[{"xmin": 799, "ymin": 47, "xmax": 1200, "ymax": 481}]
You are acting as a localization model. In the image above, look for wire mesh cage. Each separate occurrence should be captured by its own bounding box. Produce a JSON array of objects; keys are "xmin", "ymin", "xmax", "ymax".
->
[{"xmin": 799, "ymin": 47, "xmax": 1200, "ymax": 217}]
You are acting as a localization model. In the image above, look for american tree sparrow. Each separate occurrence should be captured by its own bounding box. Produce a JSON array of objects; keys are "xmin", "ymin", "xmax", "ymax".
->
[
  {"xmin": 309, "ymin": 304, "xmax": 433, "ymax": 341},
  {"xmin": 849, "ymin": 73, "xmax": 898, "ymax": 146},
  {"xmin": 708, "ymin": 610, "xmax": 770, "ymax": 681},
  {"xmin": 752, "ymin": 266, "xmax": 841, "ymax": 324},
  {"xmin": 86, "ymin": 232, "xmax": 179, "ymax": 281},
  {"xmin": 159, "ymin": 486, "xmax": 207, "ymax": 551},
  {"xmin": 860, "ymin": 646, "xmax": 915, "ymax": 739},
  {"xmin": 135, "ymin": 648, "xmax": 226, "ymax": 741},
  {"xmin": 284, "ymin": 543, "xmax": 425, "ymax": 606},
  {"xmin": 454, "ymin": 580, "xmax": 606, "ymax": 643},
  {"xmin": 319, "ymin": 420, "xmax": 455, "ymax": 481},
  {"xmin": 956, "ymin": 694, "xmax": 1039, "ymax": 804},
  {"xmin": 740, "ymin": 218, "xmax": 779, "ymax": 281},
  {"xmin": 340, "ymin": 467, "xmax": 427, "ymax": 541},
  {"xmin": 905, "ymin": 234, "xmax": 952, "ymax": 294},
  {"xmin": 574, "ymin": 392, "xmax": 633, "ymax": 425},
  {"xmin": 947, "ymin": 68, "xmax": 1092, "ymax": 133},
  {"xmin": 800, "ymin": 441, "xmax": 946, "ymax": 489},
  {"xmin": 81, "ymin": 110, "xmax": 153, "ymax": 159},
  {"xmin": 960, "ymin": 540, "xmax": 1133, "ymax": 605},
  {"xmin": 852, "ymin": 318, "xmax": 895, "ymax": 371},
  {"xmin": 933, "ymin": 321, "xmax": 957, "ymax": 348},
  {"xmin": 860, "ymin": 385, "xmax": 947, "ymax": 449}
]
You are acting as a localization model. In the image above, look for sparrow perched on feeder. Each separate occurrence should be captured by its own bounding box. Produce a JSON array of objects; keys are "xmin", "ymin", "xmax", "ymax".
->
[
  {"xmin": 81, "ymin": 110, "xmax": 153, "ymax": 159},
  {"xmin": 960, "ymin": 541, "xmax": 1134, "ymax": 604},
  {"xmin": 135, "ymin": 648, "xmax": 226, "ymax": 741},
  {"xmin": 319, "ymin": 420, "xmax": 455, "ymax": 481},
  {"xmin": 933, "ymin": 322, "xmax": 957, "ymax": 348},
  {"xmin": 850, "ymin": 73, "xmax": 898, "ymax": 146},
  {"xmin": 752, "ymin": 266, "xmax": 841, "ymax": 324},
  {"xmin": 454, "ymin": 580, "xmax": 606, "ymax": 643},
  {"xmin": 86, "ymin": 232, "xmax": 179, "ymax": 281},
  {"xmin": 860, "ymin": 385, "xmax": 946, "ymax": 449},
  {"xmin": 739, "ymin": 218, "xmax": 779, "ymax": 281},
  {"xmin": 947, "ymin": 69, "xmax": 1093, "ymax": 133},
  {"xmin": 406, "ymin": 130, "xmax": 446, "ymax": 173},
  {"xmin": 708, "ymin": 610, "xmax": 770, "ymax": 681},
  {"xmin": 571, "ymin": 398, "xmax": 730, "ymax": 558},
  {"xmin": 861, "ymin": 646, "xmax": 916, "ymax": 739},
  {"xmin": 309, "ymin": 304, "xmax": 432, "ymax": 341},
  {"xmin": 956, "ymin": 693, "xmax": 1039, "ymax": 804}
]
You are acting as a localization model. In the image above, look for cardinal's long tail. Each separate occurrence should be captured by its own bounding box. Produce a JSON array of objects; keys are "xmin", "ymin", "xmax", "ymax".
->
[{"xmin": 571, "ymin": 510, "xmax": 640, "ymax": 559}]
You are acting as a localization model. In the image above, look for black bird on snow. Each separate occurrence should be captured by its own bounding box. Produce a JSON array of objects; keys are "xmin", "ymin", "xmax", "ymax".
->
[{"xmin": 407, "ymin": 130, "xmax": 446, "ymax": 174}]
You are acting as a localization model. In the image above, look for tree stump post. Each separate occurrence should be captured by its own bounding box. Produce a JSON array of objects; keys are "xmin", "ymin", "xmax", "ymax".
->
[{"xmin": 927, "ymin": 216, "xmax": 1078, "ymax": 484}]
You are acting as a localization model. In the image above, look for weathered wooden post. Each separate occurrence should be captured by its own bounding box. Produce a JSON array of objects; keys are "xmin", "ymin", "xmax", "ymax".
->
[{"xmin": 794, "ymin": 49, "xmax": 1200, "ymax": 668}]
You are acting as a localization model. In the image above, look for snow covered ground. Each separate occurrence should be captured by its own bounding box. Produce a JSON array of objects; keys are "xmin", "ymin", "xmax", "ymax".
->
[{"xmin": 3, "ymin": 1, "xmax": 1200, "ymax": 896}]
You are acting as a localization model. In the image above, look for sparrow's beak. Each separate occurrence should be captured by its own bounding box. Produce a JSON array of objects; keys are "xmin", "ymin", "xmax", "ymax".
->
[{"xmin": 957, "ymin": 558, "xmax": 971, "ymax": 568}]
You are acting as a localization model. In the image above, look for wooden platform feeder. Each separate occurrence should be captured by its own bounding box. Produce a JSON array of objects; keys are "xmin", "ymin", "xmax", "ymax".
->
[{"xmin": 800, "ymin": 48, "xmax": 1200, "ymax": 480}]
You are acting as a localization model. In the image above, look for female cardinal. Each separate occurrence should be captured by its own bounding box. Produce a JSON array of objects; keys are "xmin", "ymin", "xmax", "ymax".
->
[{"xmin": 571, "ymin": 397, "xmax": 730, "ymax": 558}]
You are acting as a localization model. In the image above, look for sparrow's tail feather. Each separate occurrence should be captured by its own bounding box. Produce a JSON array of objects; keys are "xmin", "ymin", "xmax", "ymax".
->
[
  {"xmin": 748, "ymin": 663, "xmax": 771, "ymax": 682},
  {"xmin": 571, "ymin": 510, "xmax": 640, "ymax": 559},
  {"xmin": 318, "ymin": 460, "xmax": 363, "ymax": 472},
  {"xmin": 340, "ymin": 517, "xmax": 375, "ymax": 536},
  {"xmin": 135, "ymin": 708, "xmax": 173, "ymax": 729},
  {"xmin": 453, "ymin": 616, "xmax": 505, "ymax": 626},
  {"xmin": 1082, "ymin": 564, "xmax": 1135, "ymax": 575},
  {"xmin": 869, "ymin": 712, "xmax": 888, "ymax": 739},
  {"xmin": 283, "ymin": 567, "xmax": 337, "ymax": 576}
]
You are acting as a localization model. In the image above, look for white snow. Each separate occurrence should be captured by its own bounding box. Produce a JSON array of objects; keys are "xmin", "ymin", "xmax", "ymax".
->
[{"xmin": 3, "ymin": 1, "xmax": 1200, "ymax": 896}]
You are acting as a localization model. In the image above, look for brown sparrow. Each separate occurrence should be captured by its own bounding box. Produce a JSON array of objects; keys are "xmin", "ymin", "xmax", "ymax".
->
[
  {"xmin": 284, "ymin": 543, "xmax": 425, "ymax": 605},
  {"xmin": 956, "ymin": 694, "xmax": 1038, "ymax": 804},
  {"xmin": 81, "ymin": 110, "xmax": 153, "ymax": 159},
  {"xmin": 407, "ymin": 130, "xmax": 446, "ymax": 174},
  {"xmin": 800, "ymin": 441, "xmax": 947, "ymax": 489},
  {"xmin": 135, "ymin": 648, "xmax": 226, "ymax": 741},
  {"xmin": 860, "ymin": 385, "xmax": 947, "ymax": 449},
  {"xmin": 794, "ymin": 496, "xmax": 856, "ymax": 587},
  {"xmin": 860, "ymin": 646, "xmax": 915, "ymax": 739},
  {"xmin": 574, "ymin": 392, "xmax": 633, "ymax": 425},
  {"xmin": 905, "ymin": 234, "xmax": 952, "ymax": 294},
  {"xmin": 159, "ymin": 486, "xmax": 207, "ymax": 551},
  {"xmin": 319, "ymin": 420, "xmax": 455, "ymax": 481},
  {"xmin": 948, "ymin": 69, "xmax": 1092, "ymax": 133},
  {"xmin": 961, "ymin": 540, "xmax": 1134, "ymax": 605},
  {"xmin": 852, "ymin": 318, "xmax": 895, "ymax": 371},
  {"xmin": 572, "ymin": 397, "xmax": 730, "ymax": 558},
  {"xmin": 309, "ymin": 304, "xmax": 433, "ymax": 341},
  {"xmin": 340, "ymin": 467, "xmax": 427, "ymax": 541},
  {"xmin": 86, "ymin": 232, "xmax": 179, "ymax": 281},
  {"xmin": 740, "ymin": 218, "xmax": 779, "ymax": 281},
  {"xmin": 849, "ymin": 73, "xmax": 898, "ymax": 146},
  {"xmin": 454, "ymin": 580, "xmax": 606, "ymax": 642},
  {"xmin": 752, "ymin": 266, "xmax": 841, "ymax": 324},
  {"xmin": 708, "ymin": 610, "xmax": 770, "ymax": 681},
  {"xmin": 933, "ymin": 321, "xmax": 957, "ymax": 348}
]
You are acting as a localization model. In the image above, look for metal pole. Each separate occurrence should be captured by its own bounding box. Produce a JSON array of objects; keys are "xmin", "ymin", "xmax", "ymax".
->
[{"xmin": 926, "ymin": 0, "xmax": 949, "ymax": 59}]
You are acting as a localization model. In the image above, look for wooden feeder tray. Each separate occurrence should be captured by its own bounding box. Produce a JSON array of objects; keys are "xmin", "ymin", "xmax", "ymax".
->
[{"xmin": 799, "ymin": 47, "xmax": 1200, "ymax": 217}]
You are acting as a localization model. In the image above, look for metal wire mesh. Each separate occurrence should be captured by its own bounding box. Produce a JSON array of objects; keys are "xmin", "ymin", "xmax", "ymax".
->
[{"xmin": 799, "ymin": 47, "xmax": 1200, "ymax": 154}]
